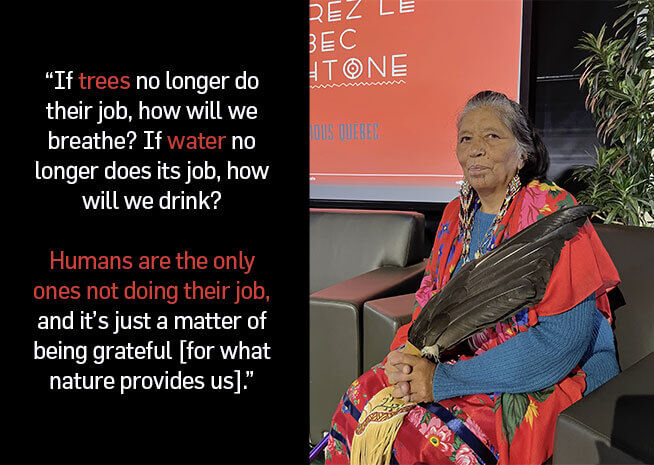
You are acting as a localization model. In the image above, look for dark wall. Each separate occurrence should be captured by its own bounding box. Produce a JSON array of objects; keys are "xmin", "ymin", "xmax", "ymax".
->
[{"xmin": 530, "ymin": 0, "xmax": 625, "ymax": 189}]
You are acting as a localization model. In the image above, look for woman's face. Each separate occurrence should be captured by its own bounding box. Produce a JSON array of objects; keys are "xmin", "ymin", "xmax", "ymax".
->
[{"xmin": 456, "ymin": 106, "xmax": 524, "ymax": 197}]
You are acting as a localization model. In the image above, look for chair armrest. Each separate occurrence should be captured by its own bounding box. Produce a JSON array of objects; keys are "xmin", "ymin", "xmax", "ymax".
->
[
  {"xmin": 553, "ymin": 352, "xmax": 654, "ymax": 464},
  {"xmin": 309, "ymin": 261, "xmax": 425, "ymax": 443},
  {"xmin": 362, "ymin": 293, "xmax": 416, "ymax": 371},
  {"xmin": 310, "ymin": 261, "xmax": 426, "ymax": 308}
]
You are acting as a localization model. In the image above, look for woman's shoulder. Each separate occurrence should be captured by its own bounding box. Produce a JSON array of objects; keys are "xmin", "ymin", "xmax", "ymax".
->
[
  {"xmin": 442, "ymin": 196, "xmax": 461, "ymax": 219},
  {"xmin": 524, "ymin": 179, "xmax": 577, "ymax": 204},
  {"xmin": 521, "ymin": 179, "xmax": 578, "ymax": 219}
]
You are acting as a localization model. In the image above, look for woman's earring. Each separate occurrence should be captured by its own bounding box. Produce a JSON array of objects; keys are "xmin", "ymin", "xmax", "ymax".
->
[
  {"xmin": 460, "ymin": 180, "xmax": 473, "ymax": 212},
  {"xmin": 509, "ymin": 172, "xmax": 521, "ymax": 195}
]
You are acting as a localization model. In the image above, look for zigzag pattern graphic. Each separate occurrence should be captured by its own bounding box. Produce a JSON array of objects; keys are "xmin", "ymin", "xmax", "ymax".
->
[{"xmin": 310, "ymin": 80, "xmax": 406, "ymax": 89}]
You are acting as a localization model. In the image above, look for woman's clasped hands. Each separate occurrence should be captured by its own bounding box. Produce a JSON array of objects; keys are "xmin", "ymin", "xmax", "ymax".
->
[{"xmin": 384, "ymin": 350, "xmax": 436, "ymax": 403}]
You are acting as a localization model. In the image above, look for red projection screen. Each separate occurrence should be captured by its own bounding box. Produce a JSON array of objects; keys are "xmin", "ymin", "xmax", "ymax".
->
[{"xmin": 310, "ymin": 0, "xmax": 524, "ymax": 203}]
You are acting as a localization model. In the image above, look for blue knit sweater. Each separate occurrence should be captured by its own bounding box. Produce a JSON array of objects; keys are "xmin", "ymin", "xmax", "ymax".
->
[{"xmin": 432, "ymin": 210, "xmax": 619, "ymax": 401}]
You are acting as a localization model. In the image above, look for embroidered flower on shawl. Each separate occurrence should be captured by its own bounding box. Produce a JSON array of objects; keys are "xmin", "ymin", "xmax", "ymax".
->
[
  {"xmin": 437, "ymin": 221, "xmax": 451, "ymax": 239},
  {"xmin": 524, "ymin": 398, "xmax": 539, "ymax": 427},
  {"xmin": 408, "ymin": 407, "xmax": 443, "ymax": 436},
  {"xmin": 326, "ymin": 423, "xmax": 347, "ymax": 461},
  {"xmin": 469, "ymin": 309, "xmax": 530, "ymax": 356},
  {"xmin": 415, "ymin": 275, "xmax": 436, "ymax": 308},
  {"xmin": 470, "ymin": 327, "xmax": 499, "ymax": 355},
  {"xmin": 406, "ymin": 407, "xmax": 430, "ymax": 428},
  {"xmin": 464, "ymin": 417, "xmax": 489, "ymax": 443},
  {"xmin": 520, "ymin": 183, "xmax": 549, "ymax": 229},
  {"xmin": 454, "ymin": 443, "xmax": 478, "ymax": 465},
  {"xmin": 535, "ymin": 180, "xmax": 564, "ymax": 195},
  {"xmin": 446, "ymin": 243, "xmax": 457, "ymax": 265},
  {"xmin": 347, "ymin": 379, "xmax": 364, "ymax": 406},
  {"xmin": 370, "ymin": 362, "xmax": 383, "ymax": 374},
  {"xmin": 407, "ymin": 408, "xmax": 455, "ymax": 456},
  {"xmin": 340, "ymin": 394, "xmax": 351, "ymax": 414},
  {"xmin": 495, "ymin": 321, "xmax": 516, "ymax": 344},
  {"xmin": 514, "ymin": 308, "xmax": 529, "ymax": 327},
  {"xmin": 468, "ymin": 329, "xmax": 492, "ymax": 352},
  {"xmin": 429, "ymin": 423, "xmax": 455, "ymax": 456},
  {"xmin": 521, "ymin": 180, "xmax": 568, "ymax": 228}
]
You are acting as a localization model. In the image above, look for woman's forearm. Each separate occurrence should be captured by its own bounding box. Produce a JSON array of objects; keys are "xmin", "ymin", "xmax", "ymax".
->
[{"xmin": 432, "ymin": 294, "xmax": 597, "ymax": 401}]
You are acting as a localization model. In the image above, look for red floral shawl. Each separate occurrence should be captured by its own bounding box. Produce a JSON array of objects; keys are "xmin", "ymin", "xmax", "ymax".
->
[
  {"xmin": 391, "ymin": 179, "xmax": 619, "ymax": 352},
  {"xmin": 388, "ymin": 180, "xmax": 620, "ymax": 464}
]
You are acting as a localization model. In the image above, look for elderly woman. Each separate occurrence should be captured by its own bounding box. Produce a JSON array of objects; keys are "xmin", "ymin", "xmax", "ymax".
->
[{"xmin": 325, "ymin": 91, "xmax": 620, "ymax": 465}]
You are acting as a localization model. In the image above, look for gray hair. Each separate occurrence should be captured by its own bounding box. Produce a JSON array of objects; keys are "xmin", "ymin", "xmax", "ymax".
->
[{"xmin": 457, "ymin": 91, "xmax": 549, "ymax": 185}]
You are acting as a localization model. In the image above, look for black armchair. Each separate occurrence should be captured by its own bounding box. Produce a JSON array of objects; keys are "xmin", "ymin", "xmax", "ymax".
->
[
  {"xmin": 553, "ymin": 224, "xmax": 654, "ymax": 464},
  {"xmin": 309, "ymin": 208, "xmax": 426, "ymax": 444}
]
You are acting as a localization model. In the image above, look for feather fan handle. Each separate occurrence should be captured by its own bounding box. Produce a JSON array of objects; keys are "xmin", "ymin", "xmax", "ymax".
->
[{"xmin": 408, "ymin": 205, "xmax": 596, "ymax": 360}]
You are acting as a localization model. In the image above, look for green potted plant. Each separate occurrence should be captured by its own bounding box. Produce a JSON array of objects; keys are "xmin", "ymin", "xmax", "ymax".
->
[{"xmin": 573, "ymin": 0, "xmax": 653, "ymax": 227}]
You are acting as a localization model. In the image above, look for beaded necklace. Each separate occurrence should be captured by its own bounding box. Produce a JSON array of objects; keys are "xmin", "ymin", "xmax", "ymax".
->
[{"xmin": 459, "ymin": 174, "xmax": 521, "ymax": 263}]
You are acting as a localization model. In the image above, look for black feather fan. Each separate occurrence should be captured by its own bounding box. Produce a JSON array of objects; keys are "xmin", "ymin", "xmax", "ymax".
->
[{"xmin": 408, "ymin": 205, "xmax": 596, "ymax": 360}]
